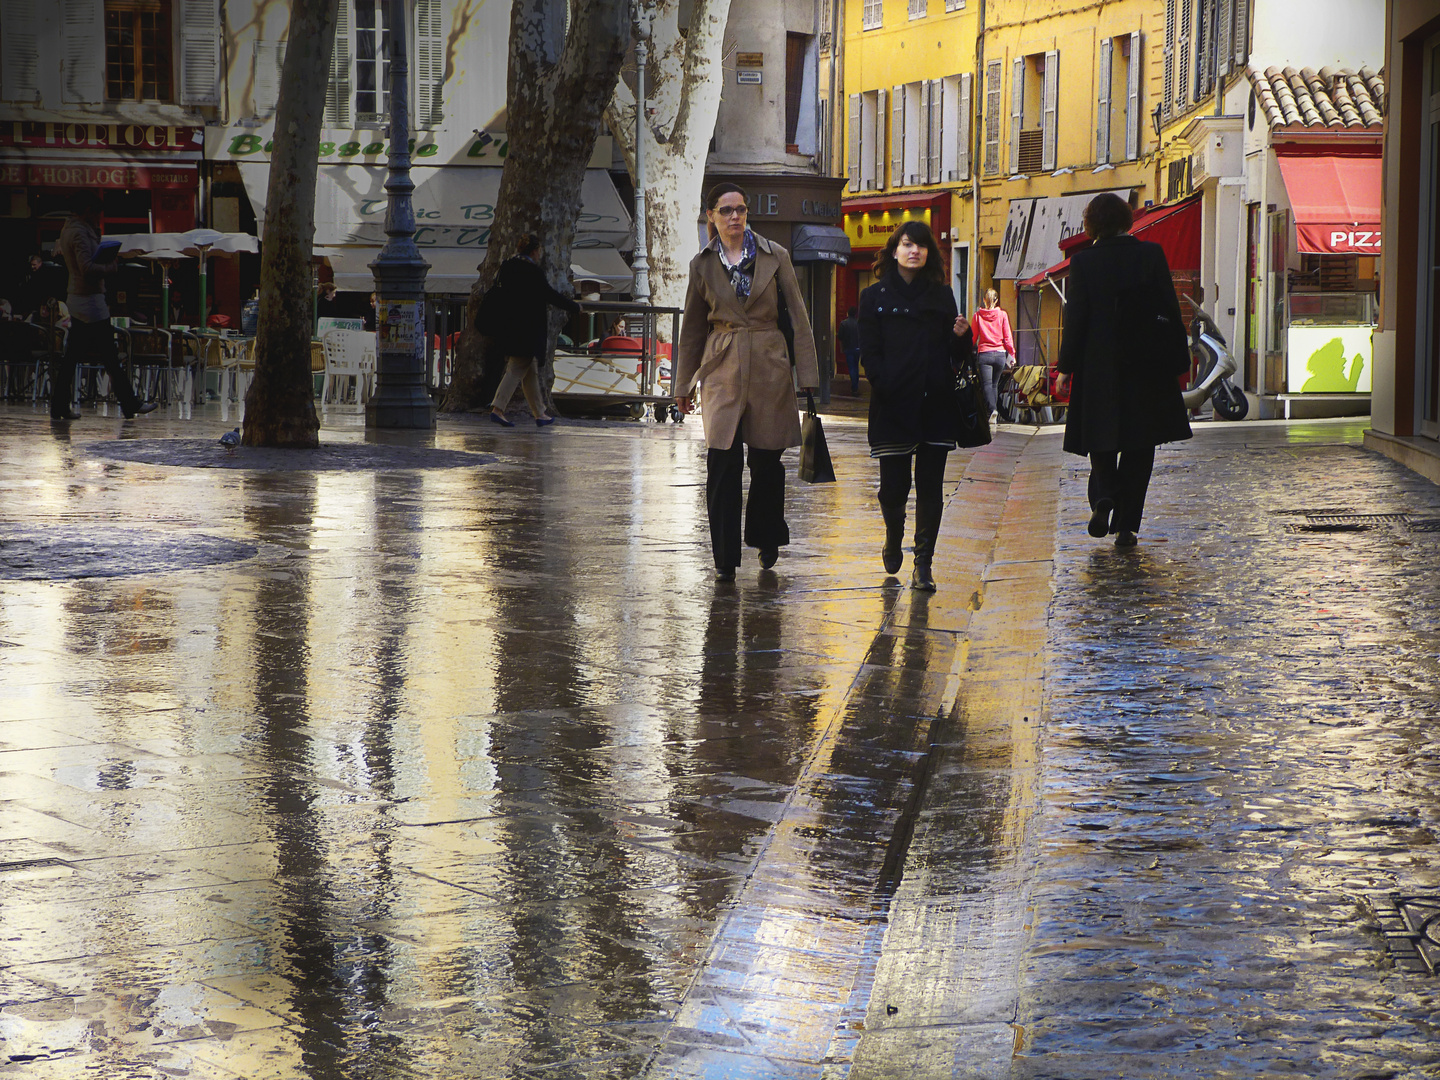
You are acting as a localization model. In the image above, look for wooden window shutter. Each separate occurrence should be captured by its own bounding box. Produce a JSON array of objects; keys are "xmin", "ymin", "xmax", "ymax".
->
[
  {"xmin": 252, "ymin": 41, "xmax": 286, "ymax": 118},
  {"xmin": 874, "ymin": 87, "xmax": 887, "ymax": 189},
  {"xmin": 1163, "ymin": 0, "xmax": 1175, "ymax": 117},
  {"xmin": 891, "ymin": 84, "xmax": 905, "ymax": 187},
  {"xmin": 984, "ymin": 60, "xmax": 1002, "ymax": 175},
  {"xmin": 326, "ymin": 0, "xmax": 352, "ymax": 127},
  {"xmin": 1231, "ymin": 0, "xmax": 1247, "ymax": 67},
  {"xmin": 848, "ymin": 93, "xmax": 861, "ymax": 191},
  {"xmin": 957, "ymin": 72, "xmax": 971, "ymax": 180},
  {"xmin": 181, "ymin": 0, "xmax": 221, "ymax": 105},
  {"xmin": 1126, "ymin": 31, "xmax": 1142, "ymax": 160},
  {"xmin": 1041, "ymin": 50, "xmax": 1058, "ymax": 171},
  {"xmin": 1096, "ymin": 38, "xmax": 1112, "ymax": 164},
  {"xmin": 61, "ymin": 0, "xmax": 105, "ymax": 104},
  {"xmin": 1, "ymin": 0, "xmax": 42, "ymax": 103},
  {"xmin": 1009, "ymin": 57, "xmax": 1024, "ymax": 174},
  {"xmin": 1176, "ymin": 0, "xmax": 1192, "ymax": 110},
  {"xmin": 415, "ymin": 0, "xmax": 444, "ymax": 129},
  {"xmin": 927, "ymin": 79, "xmax": 942, "ymax": 182},
  {"xmin": 1216, "ymin": 0, "xmax": 1233, "ymax": 75}
]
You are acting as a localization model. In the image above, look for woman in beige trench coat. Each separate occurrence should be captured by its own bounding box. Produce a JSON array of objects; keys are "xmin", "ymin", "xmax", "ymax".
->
[{"xmin": 675, "ymin": 183, "xmax": 820, "ymax": 581}]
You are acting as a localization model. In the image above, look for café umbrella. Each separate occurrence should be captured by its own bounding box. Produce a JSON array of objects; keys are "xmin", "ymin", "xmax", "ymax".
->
[{"xmin": 119, "ymin": 229, "xmax": 260, "ymax": 326}]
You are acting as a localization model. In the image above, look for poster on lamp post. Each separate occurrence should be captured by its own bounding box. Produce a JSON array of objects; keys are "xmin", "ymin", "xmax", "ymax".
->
[{"xmin": 377, "ymin": 298, "xmax": 426, "ymax": 375}]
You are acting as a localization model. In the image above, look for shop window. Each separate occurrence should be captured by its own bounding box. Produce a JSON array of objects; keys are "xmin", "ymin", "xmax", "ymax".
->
[
  {"xmin": 105, "ymin": 0, "xmax": 173, "ymax": 102},
  {"xmin": 1010, "ymin": 50, "xmax": 1057, "ymax": 175},
  {"xmin": 327, "ymin": 0, "xmax": 444, "ymax": 128}
]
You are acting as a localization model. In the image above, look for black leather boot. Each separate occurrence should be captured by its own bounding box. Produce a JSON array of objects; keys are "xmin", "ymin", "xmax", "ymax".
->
[
  {"xmin": 910, "ymin": 496, "xmax": 942, "ymax": 591},
  {"xmin": 881, "ymin": 502, "xmax": 905, "ymax": 575}
]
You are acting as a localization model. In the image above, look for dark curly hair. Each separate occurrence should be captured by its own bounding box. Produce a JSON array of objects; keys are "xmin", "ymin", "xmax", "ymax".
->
[
  {"xmin": 874, "ymin": 220, "xmax": 945, "ymax": 284},
  {"xmin": 1082, "ymin": 193, "xmax": 1134, "ymax": 240}
]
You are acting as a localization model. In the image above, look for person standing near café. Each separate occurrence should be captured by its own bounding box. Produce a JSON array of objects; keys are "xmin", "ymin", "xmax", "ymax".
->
[
  {"xmin": 859, "ymin": 221, "xmax": 975, "ymax": 591},
  {"xmin": 675, "ymin": 182, "xmax": 819, "ymax": 581},
  {"xmin": 53, "ymin": 192, "xmax": 155, "ymax": 421},
  {"xmin": 1054, "ymin": 193, "xmax": 1191, "ymax": 548}
]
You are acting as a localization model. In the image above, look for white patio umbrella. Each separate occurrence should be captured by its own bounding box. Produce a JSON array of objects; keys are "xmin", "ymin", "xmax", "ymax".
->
[{"xmin": 119, "ymin": 229, "xmax": 260, "ymax": 326}]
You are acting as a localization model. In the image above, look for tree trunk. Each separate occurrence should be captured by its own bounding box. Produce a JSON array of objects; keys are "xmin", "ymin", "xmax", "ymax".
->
[
  {"xmin": 440, "ymin": 0, "xmax": 629, "ymax": 413},
  {"xmin": 606, "ymin": 0, "xmax": 732, "ymax": 321},
  {"xmin": 242, "ymin": 0, "xmax": 337, "ymax": 448}
]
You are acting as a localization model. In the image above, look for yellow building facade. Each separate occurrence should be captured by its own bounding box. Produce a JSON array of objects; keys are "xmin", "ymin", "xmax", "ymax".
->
[{"xmin": 839, "ymin": 0, "xmax": 1178, "ymax": 375}]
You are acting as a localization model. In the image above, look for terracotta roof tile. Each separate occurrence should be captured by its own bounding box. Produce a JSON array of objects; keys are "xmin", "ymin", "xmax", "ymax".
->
[{"xmin": 1248, "ymin": 66, "xmax": 1385, "ymax": 130}]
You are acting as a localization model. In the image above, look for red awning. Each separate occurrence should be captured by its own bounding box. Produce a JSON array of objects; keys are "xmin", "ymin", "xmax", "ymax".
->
[
  {"xmin": 1018, "ymin": 195, "xmax": 1201, "ymax": 286},
  {"xmin": 1275, "ymin": 151, "xmax": 1381, "ymax": 254}
]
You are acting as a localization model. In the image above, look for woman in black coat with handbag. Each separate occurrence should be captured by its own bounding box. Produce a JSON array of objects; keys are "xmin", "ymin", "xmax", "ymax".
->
[
  {"xmin": 859, "ymin": 221, "xmax": 976, "ymax": 591},
  {"xmin": 487, "ymin": 233, "xmax": 580, "ymax": 427},
  {"xmin": 1055, "ymin": 193, "xmax": 1192, "ymax": 547}
]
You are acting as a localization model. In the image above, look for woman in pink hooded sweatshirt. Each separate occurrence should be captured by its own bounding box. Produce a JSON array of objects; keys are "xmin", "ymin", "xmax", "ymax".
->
[{"xmin": 971, "ymin": 289, "xmax": 1015, "ymax": 419}]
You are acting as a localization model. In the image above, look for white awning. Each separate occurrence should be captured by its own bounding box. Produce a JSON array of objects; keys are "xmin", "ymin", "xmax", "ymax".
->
[
  {"xmin": 238, "ymin": 161, "xmax": 631, "ymax": 256},
  {"xmin": 322, "ymin": 245, "xmax": 632, "ymax": 296}
]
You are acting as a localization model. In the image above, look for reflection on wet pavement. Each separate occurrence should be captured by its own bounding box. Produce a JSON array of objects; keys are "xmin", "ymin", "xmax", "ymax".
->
[{"xmin": 1, "ymin": 407, "xmax": 1437, "ymax": 1079}]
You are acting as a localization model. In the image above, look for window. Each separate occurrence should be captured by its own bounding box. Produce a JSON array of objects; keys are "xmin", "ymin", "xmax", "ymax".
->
[
  {"xmin": 252, "ymin": 41, "xmax": 286, "ymax": 119},
  {"xmin": 1096, "ymin": 32, "xmax": 1142, "ymax": 165},
  {"xmin": 847, "ymin": 89, "xmax": 887, "ymax": 192},
  {"xmin": 940, "ymin": 72, "xmax": 972, "ymax": 181},
  {"xmin": 1176, "ymin": 0, "xmax": 1192, "ymax": 112},
  {"xmin": 909, "ymin": 0, "xmax": 927, "ymax": 20},
  {"xmin": 1010, "ymin": 51, "xmax": 1058, "ymax": 175},
  {"xmin": 944, "ymin": 0, "xmax": 965, "ymax": 10},
  {"xmin": 785, "ymin": 33, "xmax": 808, "ymax": 150},
  {"xmin": 105, "ymin": 0, "xmax": 172, "ymax": 102},
  {"xmin": 983, "ymin": 59, "xmax": 1002, "ymax": 176},
  {"xmin": 893, "ymin": 81, "xmax": 942, "ymax": 185},
  {"xmin": 863, "ymin": 0, "xmax": 882, "ymax": 31},
  {"xmin": 327, "ymin": 0, "xmax": 444, "ymax": 128}
]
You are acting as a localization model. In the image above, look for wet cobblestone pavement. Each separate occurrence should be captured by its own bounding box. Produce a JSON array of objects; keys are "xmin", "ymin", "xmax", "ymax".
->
[{"xmin": 0, "ymin": 402, "xmax": 1437, "ymax": 1079}]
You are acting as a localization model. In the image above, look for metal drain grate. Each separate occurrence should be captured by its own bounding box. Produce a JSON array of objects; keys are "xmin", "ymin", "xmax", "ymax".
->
[
  {"xmin": 1284, "ymin": 512, "xmax": 1410, "ymax": 534},
  {"xmin": 1371, "ymin": 894, "xmax": 1440, "ymax": 975},
  {"xmin": 1407, "ymin": 518, "xmax": 1440, "ymax": 533}
]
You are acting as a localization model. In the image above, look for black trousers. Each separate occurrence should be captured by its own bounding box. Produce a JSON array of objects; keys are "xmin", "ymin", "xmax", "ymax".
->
[
  {"xmin": 1088, "ymin": 448, "xmax": 1155, "ymax": 533},
  {"xmin": 706, "ymin": 440, "xmax": 788, "ymax": 570},
  {"xmin": 51, "ymin": 318, "xmax": 142, "ymax": 417},
  {"xmin": 878, "ymin": 444, "xmax": 949, "ymax": 510}
]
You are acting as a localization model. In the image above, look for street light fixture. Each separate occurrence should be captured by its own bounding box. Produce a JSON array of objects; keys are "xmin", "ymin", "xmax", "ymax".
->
[{"xmin": 367, "ymin": 0, "xmax": 436, "ymax": 429}]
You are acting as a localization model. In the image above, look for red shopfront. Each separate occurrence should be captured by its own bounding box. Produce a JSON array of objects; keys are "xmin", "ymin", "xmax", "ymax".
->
[
  {"xmin": 0, "ymin": 124, "xmax": 200, "ymax": 283},
  {"xmin": 837, "ymin": 192, "xmax": 951, "ymax": 378}
]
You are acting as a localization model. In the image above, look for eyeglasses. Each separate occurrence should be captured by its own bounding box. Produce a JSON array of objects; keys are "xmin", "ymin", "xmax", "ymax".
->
[{"xmin": 714, "ymin": 205, "xmax": 748, "ymax": 218}]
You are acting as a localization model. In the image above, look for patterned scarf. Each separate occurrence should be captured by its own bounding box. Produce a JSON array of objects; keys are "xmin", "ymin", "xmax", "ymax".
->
[{"xmin": 711, "ymin": 230, "xmax": 757, "ymax": 299}]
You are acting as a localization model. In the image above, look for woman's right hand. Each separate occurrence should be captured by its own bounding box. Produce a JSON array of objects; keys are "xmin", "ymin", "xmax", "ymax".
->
[{"xmin": 676, "ymin": 395, "xmax": 693, "ymax": 415}]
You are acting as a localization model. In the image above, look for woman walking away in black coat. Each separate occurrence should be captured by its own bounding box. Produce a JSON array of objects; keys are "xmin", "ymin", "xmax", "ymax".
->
[
  {"xmin": 1055, "ymin": 193, "xmax": 1192, "ymax": 548},
  {"xmin": 488, "ymin": 233, "xmax": 580, "ymax": 427},
  {"xmin": 859, "ymin": 221, "xmax": 977, "ymax": 591}
]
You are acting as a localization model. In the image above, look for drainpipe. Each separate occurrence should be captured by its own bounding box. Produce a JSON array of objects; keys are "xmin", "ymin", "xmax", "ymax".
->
[{"xmin": 971, "ymin": 0, "xmax": 985, "ymax": 316}]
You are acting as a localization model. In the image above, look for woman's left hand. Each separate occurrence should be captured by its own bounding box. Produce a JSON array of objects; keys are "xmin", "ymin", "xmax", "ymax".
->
[{"xmin": 952, "ymin": 314, "xmax": 970, "ymax": 338}]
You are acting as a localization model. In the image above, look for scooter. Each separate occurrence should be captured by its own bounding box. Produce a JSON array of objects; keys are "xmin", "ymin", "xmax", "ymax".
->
[{"xmin": 1182, "ymin": 304, "xmax": 1249, "ymax": 420}]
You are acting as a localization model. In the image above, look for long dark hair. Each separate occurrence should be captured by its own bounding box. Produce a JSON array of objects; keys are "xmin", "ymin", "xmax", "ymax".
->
[{"xmin": 874, "ymin": 220, "xmax": 945, "ymax": 284}]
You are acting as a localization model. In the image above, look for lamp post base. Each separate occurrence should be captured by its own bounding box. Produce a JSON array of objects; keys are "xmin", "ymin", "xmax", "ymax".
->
[{"xmin": 366, "ymin": 386, "xmax": 436, "ymax": 429}]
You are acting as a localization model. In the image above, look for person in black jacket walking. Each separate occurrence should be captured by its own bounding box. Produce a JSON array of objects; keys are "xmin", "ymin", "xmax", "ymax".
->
[
  {"xmin": 488, "ymin": 234, "xmax": 580, "ymax": 427},
  {"xmin": 859, "ymin": 221, "xmax": 976, "ymax": 591},
  {"xmin": 1055, "ymin": 193, "xmax": 1192, "ymax": 548}
]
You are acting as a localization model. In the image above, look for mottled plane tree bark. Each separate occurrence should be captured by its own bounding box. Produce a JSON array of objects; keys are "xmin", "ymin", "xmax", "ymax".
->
[
  {"xmin": 605, "ymin": 0, "xmax": 731, "ymax": 319},
  {"xmin": 242, "ymin": 0, "xmax": 338, "ymax": 448},
  {"xmin": 441, "ymin": 0, "xmax": 630, "ymax": 413}
]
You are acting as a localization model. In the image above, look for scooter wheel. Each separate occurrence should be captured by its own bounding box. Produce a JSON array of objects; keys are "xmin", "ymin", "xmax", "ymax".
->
[{"xmin": 1212, "ymin": 383, "xmax": 1249, "ymax": 420}]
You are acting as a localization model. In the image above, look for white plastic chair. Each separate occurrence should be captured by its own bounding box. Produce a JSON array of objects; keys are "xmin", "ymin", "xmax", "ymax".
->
[{"xmin": 321, "ymin": 330, "xmax": 377, "ymax": 406}]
